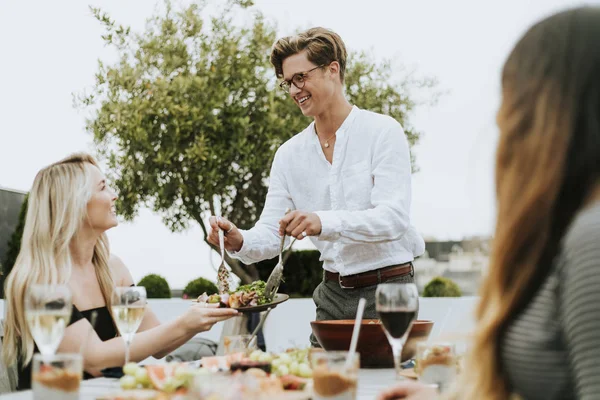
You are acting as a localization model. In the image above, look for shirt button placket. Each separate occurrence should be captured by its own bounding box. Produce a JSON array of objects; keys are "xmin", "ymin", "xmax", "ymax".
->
[
  {"xmin": 330, "ymin": 134, "xmax": 342, "ymax": 271},
  {"xmin": 330, "ymin": 170, "xmax": 338, "ymax": 210}
]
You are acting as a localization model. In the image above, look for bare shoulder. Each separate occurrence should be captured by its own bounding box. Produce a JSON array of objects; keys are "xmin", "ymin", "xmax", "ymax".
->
[{"xmin": 109, "ymin": 254, "xmax": 135, "ymax": 286}]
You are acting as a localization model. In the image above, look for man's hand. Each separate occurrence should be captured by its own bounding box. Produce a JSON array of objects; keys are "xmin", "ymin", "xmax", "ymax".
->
[
  {"xmin": 376, "ymin": 381, "xmax": 438, "ymax": 400},
  {"xmin": 207, "ymin": 216, "xmax": 244, "ymax": 252},
  {"xmin": 279, "ymin": 210, "xmax": 322, "ymax": 240}
]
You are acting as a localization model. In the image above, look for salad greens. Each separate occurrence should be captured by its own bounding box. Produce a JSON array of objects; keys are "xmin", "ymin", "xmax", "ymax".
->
[{"xmin": 233, "ymin": 280, "xmax": 269, "ymax": 305}]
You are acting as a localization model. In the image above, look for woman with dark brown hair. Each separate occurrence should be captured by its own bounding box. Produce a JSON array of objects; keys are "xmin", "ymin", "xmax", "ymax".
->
[{"xmin": 378, "ymin": 6, "xmax": 600, "ymax": 400}]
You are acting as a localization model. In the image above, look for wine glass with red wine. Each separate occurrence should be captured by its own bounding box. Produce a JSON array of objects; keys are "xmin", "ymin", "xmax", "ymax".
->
[{"xmin": 375, "ymin": 282, "xmax": 419, "ymax": 379}]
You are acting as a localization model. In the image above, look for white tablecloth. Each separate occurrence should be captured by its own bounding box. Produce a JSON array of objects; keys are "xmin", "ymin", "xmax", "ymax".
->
[{"xmin": 0, "ymin": 369, "xmax": 398, "ymax": 399}]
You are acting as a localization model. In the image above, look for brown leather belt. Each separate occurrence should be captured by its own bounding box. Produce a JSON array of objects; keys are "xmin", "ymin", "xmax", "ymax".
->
[{"xmin": 324, "ymin": 262, "xmax": 414, "ymax": 289}]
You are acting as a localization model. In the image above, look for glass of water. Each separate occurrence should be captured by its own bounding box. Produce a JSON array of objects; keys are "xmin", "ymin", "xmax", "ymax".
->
[{"xmin": 223, "ymin": 334, "xmax": 258, "ymax": 356}]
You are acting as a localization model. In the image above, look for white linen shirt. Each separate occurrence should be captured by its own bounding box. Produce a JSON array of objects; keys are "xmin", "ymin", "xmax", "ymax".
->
[{"xmin": 229, "ymin": 106, "xmax": 425, "ymax": 276}]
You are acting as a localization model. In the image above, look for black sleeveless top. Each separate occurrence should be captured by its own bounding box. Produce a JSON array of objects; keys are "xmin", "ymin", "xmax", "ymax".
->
[{"xmin": 17, "ymin": 305, "xmax": 118, "ymax": 390}]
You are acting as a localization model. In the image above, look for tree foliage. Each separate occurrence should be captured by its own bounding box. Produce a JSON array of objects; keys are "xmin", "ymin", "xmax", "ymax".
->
[
  {"xmin": 1, "ymin": 195, "xmax": 28, "ymax": 298},
  {"xmin": 76, "ymin": 0, "xmax": 436, "ymax": 283}
]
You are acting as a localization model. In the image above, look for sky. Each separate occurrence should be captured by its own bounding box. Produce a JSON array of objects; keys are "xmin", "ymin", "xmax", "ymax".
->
[{"xmin": 0, "ymin": 0, "xmax": 593, "ymax": 288}]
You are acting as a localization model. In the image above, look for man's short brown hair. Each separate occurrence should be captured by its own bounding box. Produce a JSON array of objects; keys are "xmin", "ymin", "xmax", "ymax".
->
[{"xmin": 270, "ymin": 27, "xmax": 347, "ymax": 82}]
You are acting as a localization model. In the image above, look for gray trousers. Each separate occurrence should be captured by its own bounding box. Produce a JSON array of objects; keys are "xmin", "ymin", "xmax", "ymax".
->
[{"xmin": 310, "ymin": 270, "xmax": 416, "ymax": 347}]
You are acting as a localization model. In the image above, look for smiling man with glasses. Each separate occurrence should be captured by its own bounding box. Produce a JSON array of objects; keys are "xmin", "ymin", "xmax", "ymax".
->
[{"xmin": 208, "ymin": 27, "xmax": 425, "ymax": 347}]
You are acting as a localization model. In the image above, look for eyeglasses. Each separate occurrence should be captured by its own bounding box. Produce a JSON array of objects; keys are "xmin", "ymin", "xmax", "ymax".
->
[{"xmin": 279, "ymin": 65, "xmax": 326, "ymax": 92}]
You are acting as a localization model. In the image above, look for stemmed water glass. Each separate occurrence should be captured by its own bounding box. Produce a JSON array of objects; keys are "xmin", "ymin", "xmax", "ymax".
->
[{"xmin": 375, "ymin": 282, "xmax": 419, "ymax": 379}]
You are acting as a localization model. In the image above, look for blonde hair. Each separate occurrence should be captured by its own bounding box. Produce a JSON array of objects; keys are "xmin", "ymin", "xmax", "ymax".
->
[
  {"xmin": 270, "ymin": 27, "xmax": 347, "ymax": 81},
  {"xmin": 2, "ymin": 153, "xmax": 115, "ymax": 368}
]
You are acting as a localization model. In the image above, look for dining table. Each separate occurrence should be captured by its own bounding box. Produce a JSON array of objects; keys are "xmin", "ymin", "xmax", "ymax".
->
[{"xmin": 0, "ymin": 368, "xmax": 401, "ymax": 399}]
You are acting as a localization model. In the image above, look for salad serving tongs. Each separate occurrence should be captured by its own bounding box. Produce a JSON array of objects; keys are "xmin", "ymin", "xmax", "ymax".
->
[
  {"xmin": 264, "ymin": 208, "xmax": 291, "ymax": 301},
  {"xmin": 214, "ymin": 195, "xmax": 231, "ymax": 294}
]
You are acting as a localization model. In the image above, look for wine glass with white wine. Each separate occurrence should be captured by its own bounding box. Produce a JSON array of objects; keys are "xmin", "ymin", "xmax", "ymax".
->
[
  {"xmin": 111, "ymin": 286, "xmax": 147, "ymax": 365},
  {"xmin": 25, "ymin": 284, "xmax": 73, "ymax": 356}
]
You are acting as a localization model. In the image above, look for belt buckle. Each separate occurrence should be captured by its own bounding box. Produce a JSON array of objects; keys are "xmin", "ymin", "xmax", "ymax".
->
[{"xmin": 338, "ymin": 274, "xmax": 355, "ymax": 290}]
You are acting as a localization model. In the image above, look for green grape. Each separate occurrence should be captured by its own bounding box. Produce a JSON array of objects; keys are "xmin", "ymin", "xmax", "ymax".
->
[
  {"xmin": 298, "ymin": 363, "xmax": 313, "ymax": 378},
  {"xmin": 161, "ymin": 377, "xmax": 178, "ymax": 393},
  {"xmin": 278, "ymin": 353, "xmax": 292, "ymax": 364},
  {"xmin": 174, "ymin": 376, "xmax": 188, "ymax": 390},
  {"xmin": 135, "ymin": 368, "xmax": 150, "ymax": 386},
  {"xmin": 123, "ymin": 362, "xmax": 139, "ymax": 376},
  {"xmin": 174, "ymin": 366, "xmax": 192, "ymax": 380},
  {"xmin": 289, "ymin": 361, "xmax": 300, "ymax": 376},
  {"xmin": 277, "ymin": 365, "xmax": 290, "ymax": 376},
  {"xmin": 249, "ymin": 350, "xmax": 263, "ymax": 361},
  {"xmin": 120, "ymin": 375, "xmax": 138, "ymax": 390},
  {"xmin": 258, "ymin": 352, "xmax": 273, "ymax": 362},
  {"xmin": 271, "ymin": 358, "xmax": 282, "ymax": 368}
]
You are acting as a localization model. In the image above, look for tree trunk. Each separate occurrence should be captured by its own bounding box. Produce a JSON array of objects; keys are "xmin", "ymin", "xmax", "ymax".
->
[
  {"xmin": 225, "ymin": 253, "xmax": 260, "ymax": 284},
  {"xmin": 202, "ymin": 238, "xmax": 258, "ymax": 284},
  {"xmin": 194, "ymin": 210, "xmax": 260, "ymax": 285}
]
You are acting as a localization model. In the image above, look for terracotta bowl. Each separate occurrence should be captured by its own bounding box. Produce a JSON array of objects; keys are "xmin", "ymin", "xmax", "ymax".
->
[{"xmin": 310, "ymin": 319, "xmax": 434, "ymax": 368}]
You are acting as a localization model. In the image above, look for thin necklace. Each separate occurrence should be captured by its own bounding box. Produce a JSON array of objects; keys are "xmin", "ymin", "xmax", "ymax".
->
[{"xmin": 316, "ymin": 129, "xmax": 336, "ymax": 148}]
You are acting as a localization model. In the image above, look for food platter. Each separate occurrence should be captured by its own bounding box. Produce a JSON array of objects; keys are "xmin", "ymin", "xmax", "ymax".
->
[
  {"xmin": 193, "ymin": 293, "xmax": 289, "ymax": 313},
  {"xmin": 232, "ymin": 293, "xmax": 289, "ymax": 312},
  {"xmin": 100, "ymin": 348, "xmax": 314, "ymax": 400}
]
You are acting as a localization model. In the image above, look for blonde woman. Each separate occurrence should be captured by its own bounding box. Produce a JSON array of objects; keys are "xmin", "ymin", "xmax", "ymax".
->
[
  {"xmin": 2, "ymin": 153, "xmax": 238, "ymax": 390},
  {"xmin": 378, "ymin": 6, "xmax": 600, "ymax": 400}
]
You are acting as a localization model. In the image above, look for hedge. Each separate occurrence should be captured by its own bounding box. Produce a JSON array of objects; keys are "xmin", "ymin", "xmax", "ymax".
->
[
  {"xmin": 183, "ymin": 277, "xmax": 219, "ymax": 299},
  {"xmin": 256, "ymin": 250, "xmax": 322, "ymax": 298},
  {"xmin": 422, "ymin": 276, "xmax": 462, "ymax": 297},
  {"xmin": 137, "ymin": 274, "xmax": 171, "ymax": 298}
]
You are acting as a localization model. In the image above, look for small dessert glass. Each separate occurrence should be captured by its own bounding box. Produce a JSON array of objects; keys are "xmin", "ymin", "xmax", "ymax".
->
[
  {"xmin": 415, "ymin": 342, "xmax": 458, "ymax": 393},
  {"xmin": 32, "ymin": 353, "xmax": 82, "ymax": 400},
  {"xmin": 311, "ymin": 351, "xmax": 359, "ymax": 400}
]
